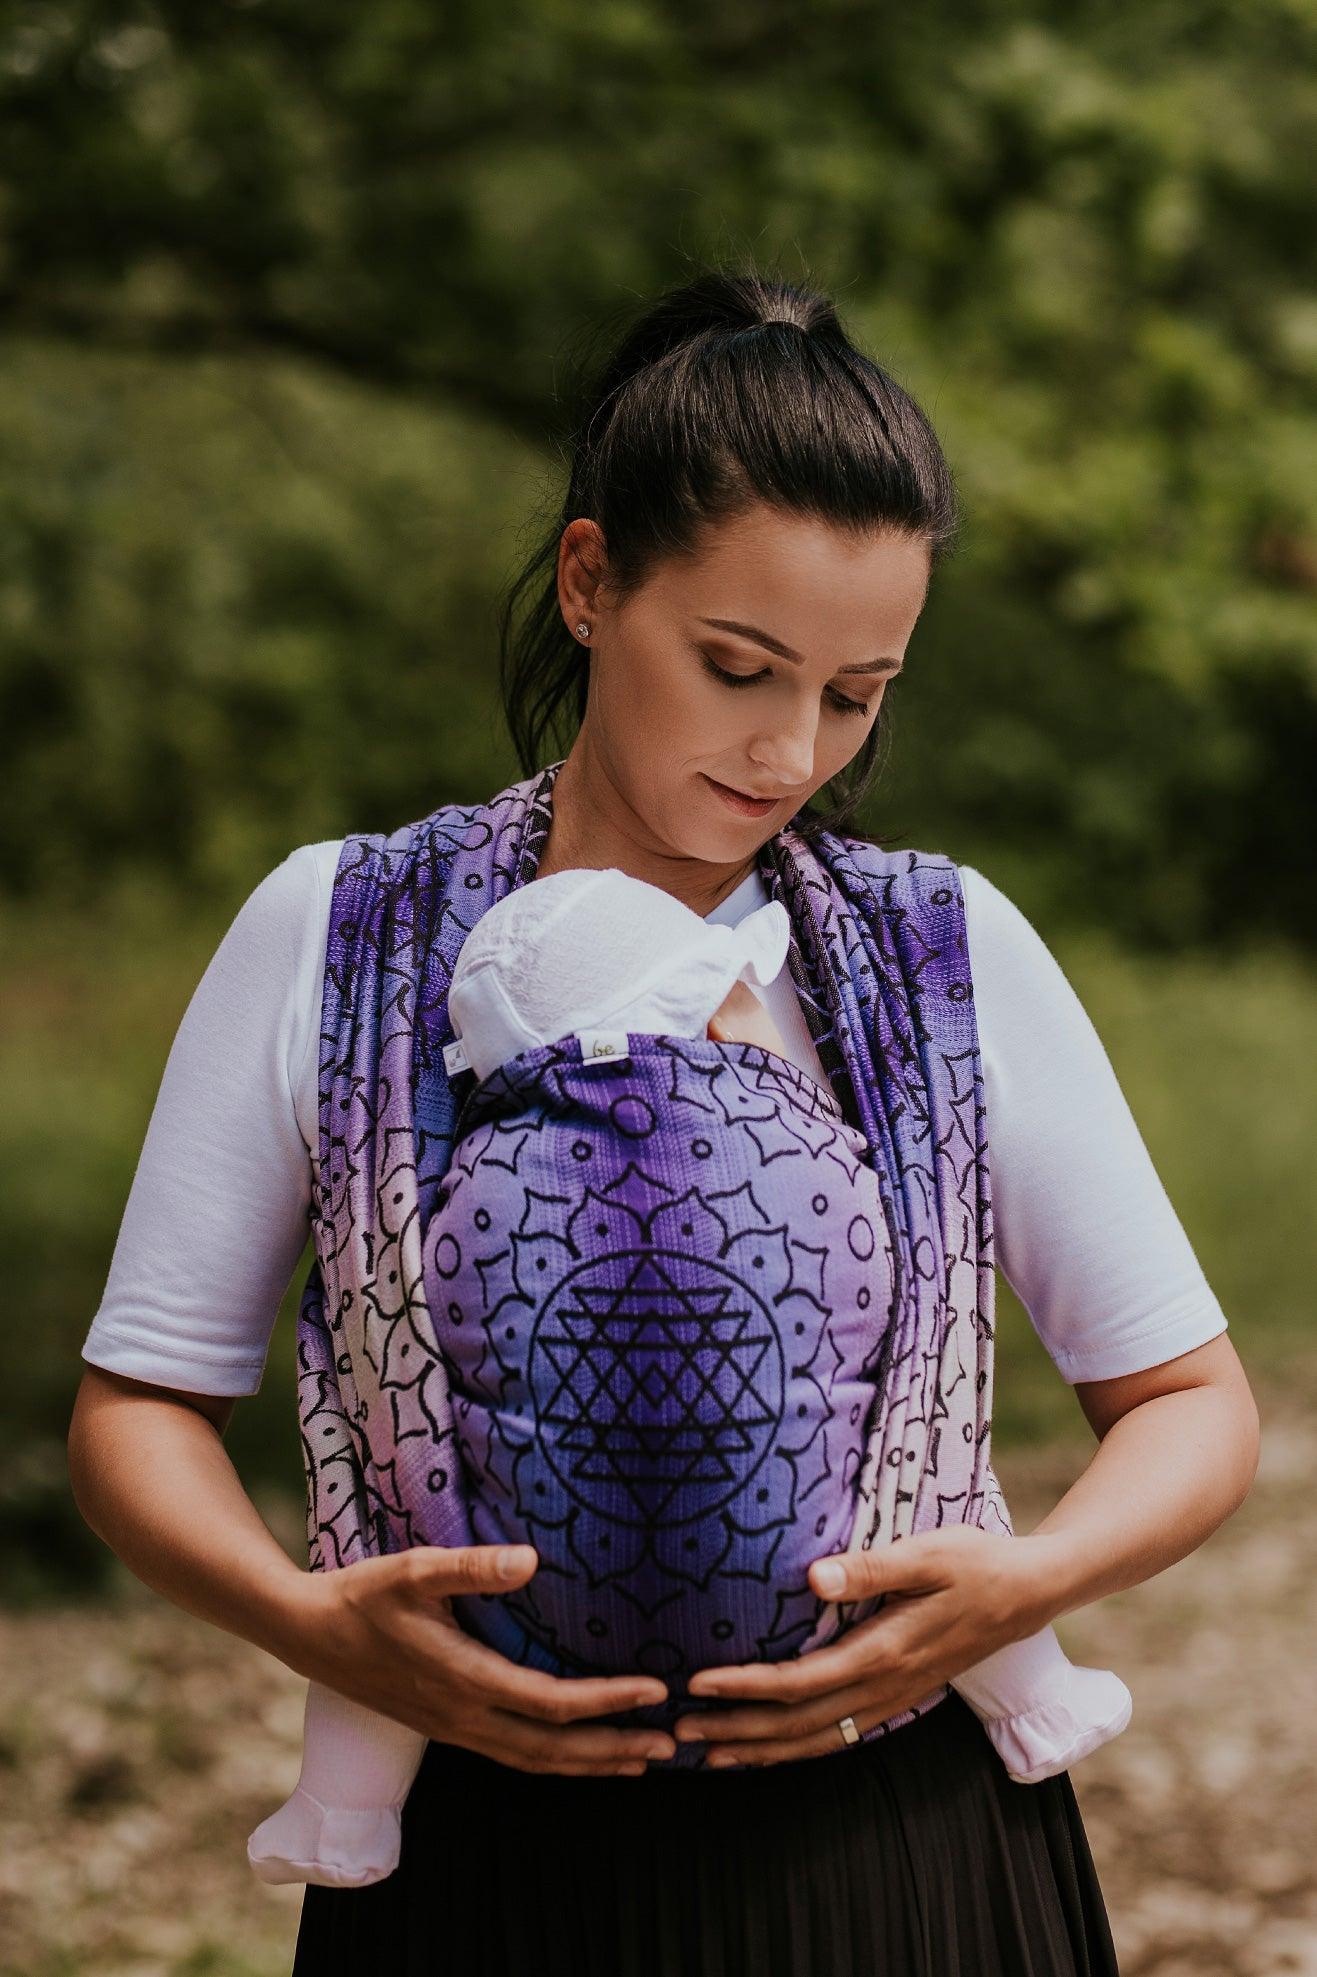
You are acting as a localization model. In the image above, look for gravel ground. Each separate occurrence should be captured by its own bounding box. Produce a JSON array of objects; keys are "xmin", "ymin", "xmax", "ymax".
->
[{"xmin": 2, "ymin": 1369, "xmax": 1312, "ymax": 1976}]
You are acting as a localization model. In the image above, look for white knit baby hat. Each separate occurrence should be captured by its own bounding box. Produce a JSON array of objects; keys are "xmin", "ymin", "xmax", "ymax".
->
[{"xmin": 445, "ymin": 866, "xmax": 791, "ymax": 1082}]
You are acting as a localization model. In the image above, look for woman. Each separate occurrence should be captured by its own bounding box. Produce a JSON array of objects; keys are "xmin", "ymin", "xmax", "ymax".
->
[{"xmin": 69, "ymin": 268, "xmax": 1260, "ymax": 1973}]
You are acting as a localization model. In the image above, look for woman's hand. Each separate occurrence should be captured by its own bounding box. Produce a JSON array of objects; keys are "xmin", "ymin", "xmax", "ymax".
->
[
  {"xmin": 288, "ymin": 1543, "xmax": 679, "ymax": 1777},
  {"xmin": 672, "ymin": 1527, "xmax": 1061, "ymax": 1767}
]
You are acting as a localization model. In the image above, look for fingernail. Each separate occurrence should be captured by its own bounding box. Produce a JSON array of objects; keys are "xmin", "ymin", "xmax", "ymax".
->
[
  {"xmin": 498, "ymin": 1546, "xmax": 533, "ymax": 1578},
  {"xmin": 814, "ymin": 1562, "xmax": 845, "ymax": 1594}
]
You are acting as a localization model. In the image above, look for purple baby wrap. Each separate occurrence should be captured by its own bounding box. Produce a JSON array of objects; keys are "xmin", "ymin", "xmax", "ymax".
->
[
  {"xmin": 295, "ymin": 760, "xmax": 1013, "ymax": 1767},
  {"xmin": 427, "ymin": 1030, "xmax": 890, "ymax": 1742}
]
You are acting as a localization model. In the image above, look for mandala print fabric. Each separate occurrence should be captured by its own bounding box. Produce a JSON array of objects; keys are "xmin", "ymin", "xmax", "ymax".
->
[
  {"xmin": 295, "ymin": 759, "xmax": 1012, "ymax": 1764},
  {"xmin": 427, "ymin": 1030, "xmax": 891, "ymax": 1741}
]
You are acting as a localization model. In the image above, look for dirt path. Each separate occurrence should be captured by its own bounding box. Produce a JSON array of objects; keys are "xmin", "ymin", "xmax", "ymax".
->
[{"xmin": 2, "ymin": 1371, "xmax": 1313, "ymax": 1976}]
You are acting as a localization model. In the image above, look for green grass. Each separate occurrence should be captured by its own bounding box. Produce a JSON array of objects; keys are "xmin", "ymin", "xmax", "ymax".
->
[{"xmin": 4, "ymin": 894, "xmax": 1310, "ymax": 1598}]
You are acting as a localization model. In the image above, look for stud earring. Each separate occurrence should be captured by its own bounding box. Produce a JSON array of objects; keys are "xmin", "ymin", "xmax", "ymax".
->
[{"xmin": 575, "ymin": 622, "xmax": 591, "ymax": 640}]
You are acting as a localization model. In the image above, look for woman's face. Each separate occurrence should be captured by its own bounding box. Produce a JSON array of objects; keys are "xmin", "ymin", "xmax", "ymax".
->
[{"xmin": 559, "ymin": 502, "xmax": 930, "ymax": 867}]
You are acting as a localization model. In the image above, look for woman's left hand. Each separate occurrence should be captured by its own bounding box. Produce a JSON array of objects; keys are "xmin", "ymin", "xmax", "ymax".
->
[{"xmin": 672, "ymin": 1527, "xmax": 1062, "ymax": 1767}]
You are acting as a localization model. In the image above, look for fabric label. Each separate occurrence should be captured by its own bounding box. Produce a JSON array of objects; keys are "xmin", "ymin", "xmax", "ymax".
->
[{"xmin": 576, "ymin": 1028, "xmax": 631, "ymax": 1061}]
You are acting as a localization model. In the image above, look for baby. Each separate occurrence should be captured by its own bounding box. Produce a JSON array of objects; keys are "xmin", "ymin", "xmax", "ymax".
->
[{"xmin": 249, "ymin": 867, "xmax": 1131, "ymax": 1889}]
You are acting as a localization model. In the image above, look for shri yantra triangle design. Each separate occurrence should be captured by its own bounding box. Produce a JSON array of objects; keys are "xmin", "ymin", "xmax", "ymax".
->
[
  {"xmin": 532, "ymin": 1249, "xmax": 784, "ymax": 1525},
  {"xmin": 426, "ymin": 1030, "xmax": 900, "ymax": 1697}
]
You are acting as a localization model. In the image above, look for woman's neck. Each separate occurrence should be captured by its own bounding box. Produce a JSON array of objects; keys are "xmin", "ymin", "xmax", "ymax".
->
[{"xmin": 534, "ymin": 743, "xmax": 763, "ymax": 918}]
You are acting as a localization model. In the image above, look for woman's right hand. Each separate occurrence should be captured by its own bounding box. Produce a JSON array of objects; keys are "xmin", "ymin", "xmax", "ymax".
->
[{"xmin": 286, "ymin": 1542, "xmax": 678, "ymax": 1776}]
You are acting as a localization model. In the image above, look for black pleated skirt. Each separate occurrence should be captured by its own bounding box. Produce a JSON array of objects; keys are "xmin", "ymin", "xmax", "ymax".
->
[{"xmin": 291, "ymin": 1686, "xmax": 1121, "ymax": 1975}]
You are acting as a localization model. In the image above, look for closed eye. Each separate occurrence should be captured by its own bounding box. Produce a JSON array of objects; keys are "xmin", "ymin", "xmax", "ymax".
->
[{"xmin": 697, "ymin": 651, "xmax": 875, "ymax": 718}]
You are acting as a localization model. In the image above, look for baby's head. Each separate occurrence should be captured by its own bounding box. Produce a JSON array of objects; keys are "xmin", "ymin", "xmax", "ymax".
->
[{"xmin": 448, "ymin": 866, "xmax": 792, "ymax": 1084}]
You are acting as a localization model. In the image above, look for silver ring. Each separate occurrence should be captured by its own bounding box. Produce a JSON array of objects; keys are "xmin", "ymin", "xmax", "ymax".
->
[{"xmin": 837, "ymin": 1714, "xmax": 860, "ymax": 1746}]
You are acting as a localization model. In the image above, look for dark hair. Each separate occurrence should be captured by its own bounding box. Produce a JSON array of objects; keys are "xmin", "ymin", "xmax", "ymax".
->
[{"xmin": 496, "ymin": 262, "xmax": 961, "ymax": 843}]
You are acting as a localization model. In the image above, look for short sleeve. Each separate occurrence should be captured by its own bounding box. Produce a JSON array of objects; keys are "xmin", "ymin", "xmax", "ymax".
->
[
  {"xmin": 960, "ymin": 863, "xmax": 1229, "ymax": 1384},
  {"xmin": 80, "ymin": 841, "xmax": 337, "ymax": 1397}
]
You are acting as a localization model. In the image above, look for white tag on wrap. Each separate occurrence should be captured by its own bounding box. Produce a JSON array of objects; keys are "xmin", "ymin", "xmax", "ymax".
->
[
  {"xmin": 443, "ymin": 1035, "xmax": 471, "ymax": 1075},
  {"xmin": 576, "ymin": 1028, "xmax": 630, "ymax": 1061}
]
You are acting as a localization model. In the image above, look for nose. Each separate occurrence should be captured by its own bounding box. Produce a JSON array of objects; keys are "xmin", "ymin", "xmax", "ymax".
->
[{"xmin": 745, "ymin": 704, "xmax": 817, "ymax": 790}]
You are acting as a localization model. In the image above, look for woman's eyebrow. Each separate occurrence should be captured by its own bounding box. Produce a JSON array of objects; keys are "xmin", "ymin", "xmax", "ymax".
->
[{"xmin": 695, "ymin": 617, "xmax": 903, "ymax": 674}]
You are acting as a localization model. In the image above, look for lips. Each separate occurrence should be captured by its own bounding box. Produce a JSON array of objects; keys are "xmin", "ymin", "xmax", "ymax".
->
[
  {"xmin": 702, "ymin": 774, "xmax": 794, "ymax": 818},
  {"xmin": 704, "ymin": 774, "xmax": 770, "ymax": 801}
]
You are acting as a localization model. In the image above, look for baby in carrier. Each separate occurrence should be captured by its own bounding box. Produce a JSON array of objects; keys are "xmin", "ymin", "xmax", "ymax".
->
[{"xmin": 249, "ymin": 867, "xmax": 1132, "ymax": 1889}]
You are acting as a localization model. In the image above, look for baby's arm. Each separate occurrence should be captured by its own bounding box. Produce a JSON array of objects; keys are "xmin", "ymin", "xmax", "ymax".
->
[{"xmin": 707, "ymin": 979, "xmax": 789, "ymax": 1057}]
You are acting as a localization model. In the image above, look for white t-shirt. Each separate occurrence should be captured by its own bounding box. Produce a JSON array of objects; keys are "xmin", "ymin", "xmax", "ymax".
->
[{"xmin": 80, "ymin": 842, "xmax": 1228, "ymax": 1398}]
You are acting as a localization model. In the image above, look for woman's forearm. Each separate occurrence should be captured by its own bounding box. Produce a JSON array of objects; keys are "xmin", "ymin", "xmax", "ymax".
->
[
  {"xmin": 67, "ymin": 1374, "xmax": 316, "ymax": 1674},
  {"xmin": 1018, "ymin": 1382, "xmax": 1262, "ymax": 1625}
]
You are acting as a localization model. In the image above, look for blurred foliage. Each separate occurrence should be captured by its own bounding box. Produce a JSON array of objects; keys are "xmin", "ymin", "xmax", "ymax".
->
[{"xmin": 0, "ymin": 0, "xmax": 1313, "ymax": 945}]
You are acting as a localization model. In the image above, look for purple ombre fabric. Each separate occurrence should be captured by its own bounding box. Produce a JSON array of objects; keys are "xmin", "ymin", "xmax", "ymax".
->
[
  {"xmin": 295, "ymin": 759, "xmax": 1011, "ymax": 1767},
  {"xmin": 426, "ymin": 1030, "xmax": 888, "ymax": 1756}
]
